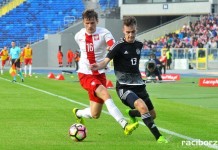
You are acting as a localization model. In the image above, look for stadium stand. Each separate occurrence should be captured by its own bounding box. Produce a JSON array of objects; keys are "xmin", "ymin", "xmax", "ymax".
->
[
  {"xmin": 0, "ymin": 0, "xmax": 26, "ymax": 17},
  {"xmin": 0, "ymin": 0, "xmax": 12, "ymax": 6},
  {"xmin": 0, "ymin": 0, "xmax": 119, "ymax": 48},
  {"xmin": 141, "ymin": 14, "xmax": 218, "ymax": 60},
  {"xmin": 99, "ymin": 0, "xmax": 118, "ymax": 10},
  {"xmin": 0, "ymin": 0, "xmax": 85, "ymax": 48}
]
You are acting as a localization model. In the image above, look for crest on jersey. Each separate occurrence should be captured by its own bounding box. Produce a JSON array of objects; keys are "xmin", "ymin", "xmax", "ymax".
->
[
  {"xmin": 136, "ymin": 48, "xmax": 140, "ymax": 55},
  {"xmin": 93, "ymin": 34, "xmax": 99, "ymax": 41},
  {"xmin": 91, "ymin": 81, "xmax": 96, "ymax": 86}
]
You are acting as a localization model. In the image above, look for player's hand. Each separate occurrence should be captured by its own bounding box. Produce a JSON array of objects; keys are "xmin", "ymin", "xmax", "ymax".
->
[
  {"xmin": 106, "ymin": 46, "xmax": 111, "ymax": 51},
  {"xmin": 90, "ymin": 63, "xmax": 99, "ymax": 70}
]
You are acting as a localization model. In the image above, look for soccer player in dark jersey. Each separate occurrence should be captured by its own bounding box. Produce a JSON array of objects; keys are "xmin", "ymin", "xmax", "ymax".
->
[{"xmin": 90, "ymin": 16, "xmax": 168, "ymax": 143}]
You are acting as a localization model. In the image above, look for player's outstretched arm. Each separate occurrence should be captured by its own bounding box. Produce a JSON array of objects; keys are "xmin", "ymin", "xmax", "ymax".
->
[{"xmin": 90, "ymin": 58, "xmax": 110, "ymax": 71}]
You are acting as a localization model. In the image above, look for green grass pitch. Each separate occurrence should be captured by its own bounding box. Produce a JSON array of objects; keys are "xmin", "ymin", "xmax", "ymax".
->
[{"xmin": 0, "ymin": 71, "xmax": 217, "ymax": 150}]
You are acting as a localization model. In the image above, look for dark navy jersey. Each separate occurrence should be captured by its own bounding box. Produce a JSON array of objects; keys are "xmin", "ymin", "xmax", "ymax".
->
[
  {"xmin": 107, "ymin": 38, "xmax": 144, "ymax": 85},
  {"xmin": 107, "ymin": 38, "xmax": 143, "ymax": 73}
]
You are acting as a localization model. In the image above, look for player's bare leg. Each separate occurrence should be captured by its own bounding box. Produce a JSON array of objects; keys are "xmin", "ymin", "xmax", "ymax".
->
[
  {"xmin": 1, "ymin": 65, "xmax": 3, "ymax": 75},
  {"xmin": 149, "ymin": 109, "xmax": 156, "ymax": 119},
  {"xmin": 95, "ymin": 85, "xmax": 139, "ymax": 135}
]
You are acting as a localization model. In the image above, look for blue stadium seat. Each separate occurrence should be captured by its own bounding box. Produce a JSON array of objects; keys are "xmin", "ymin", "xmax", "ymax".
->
[
  {"xmin": 0, "ymin": 0, "xmax": 85, "ymax": 47},
  {"xmin": 0, "ymin": 0, "xmax": 118, "ymax": 48}
]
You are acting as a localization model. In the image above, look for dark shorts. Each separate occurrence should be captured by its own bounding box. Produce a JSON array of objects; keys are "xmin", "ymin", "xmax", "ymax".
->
[
  {"xmin": 167, "ymin": 59, "xmax": 171, "ymax": 65},
  {"xmin": 116, "ymin": 84, "xmax": 154, "ymax": 111},
  {"xmin": 12, "ymin": 59, "xmax": 20, "ymax": 68}
]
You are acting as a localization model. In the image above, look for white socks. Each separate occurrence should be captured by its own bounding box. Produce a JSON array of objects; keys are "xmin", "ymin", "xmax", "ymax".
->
[
  {"xmin": 24, "ymin": 65, "xmax": 32, "ymax": 75},
  {"xmin": 105, "ymin": 99, "xmax": 127, "ymax": 128},
  {"xmin": 76, "ymin": 107, "xmax": 92, "ymax": 119},
  {"xmin": 24, "ymin": 65, "xmax": 27, "ymax": 75},
  {"xmin": 76, "ymin": 99, "xmax": 128, "ymax": 128},
  {"xmin": 29, "ymin": 65, "xmax": 32, "ymax": 75}
]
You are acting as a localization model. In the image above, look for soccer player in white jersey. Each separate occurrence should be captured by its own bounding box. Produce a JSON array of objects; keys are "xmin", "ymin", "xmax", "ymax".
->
[
  {"xmin": 73, "ymin": 9, "xmax": 139, "ymax": 135},
  {"xmin": 90, "ymin": 16, "xmax": 168, "ymax": 143}
]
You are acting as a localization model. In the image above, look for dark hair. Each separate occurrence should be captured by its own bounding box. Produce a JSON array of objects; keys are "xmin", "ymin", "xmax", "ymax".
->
[
  {"xmin": 123, "ymin": 16, "xmax": 137, "ymax": 26},
  {"xmin": 147, "ymin": 60, "xmax": 156, "ymax": 70},
  {"xmin": 82, "ymin": 9, "xmax": 98, "ymax": 21}
]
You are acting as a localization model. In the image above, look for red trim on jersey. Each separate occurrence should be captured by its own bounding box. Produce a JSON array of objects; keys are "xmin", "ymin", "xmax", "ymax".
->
[
  {"xmin": 85, "ymin": 33, "xmax": 99, "ymax": 75},
  {"xmin": 107, "ymin": 39, "xmax": 114, "ymax": 47}
]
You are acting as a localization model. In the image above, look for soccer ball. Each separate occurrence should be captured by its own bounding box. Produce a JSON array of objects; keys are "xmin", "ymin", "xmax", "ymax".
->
[{"xmin": 69, "ymin": 123, "xmax": 87, "ymax": 142}]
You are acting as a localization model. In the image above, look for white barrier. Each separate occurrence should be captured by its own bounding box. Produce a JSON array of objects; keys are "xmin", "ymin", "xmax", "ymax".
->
[{"xmin": 174, "ymin": 59, "xmax": 189, "ymax": 70}]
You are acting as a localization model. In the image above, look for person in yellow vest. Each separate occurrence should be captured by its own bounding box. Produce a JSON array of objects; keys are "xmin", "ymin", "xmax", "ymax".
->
[
  {"xmin": 166, "ymin": 48, "xmax": 172, "ymax": 70},
  {"xmin": 20, "ymin": 49, "xmax": 24, "ymax": 72},
  {"xmin": 23, "ymin": 44, "xmax": 33, "ymax": 77},
  {"xmin": 159, "ymin": 51, "xmax": 167, "ymax": 74},
  {"xmin": 0, "ymin": 46, "xmax": 9, "ymax": 75}
]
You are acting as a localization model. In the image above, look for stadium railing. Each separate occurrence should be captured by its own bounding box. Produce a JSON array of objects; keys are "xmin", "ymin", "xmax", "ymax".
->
[{"xmin": 140, "ymin": 47, "xmax": 218, "ymax": 70}]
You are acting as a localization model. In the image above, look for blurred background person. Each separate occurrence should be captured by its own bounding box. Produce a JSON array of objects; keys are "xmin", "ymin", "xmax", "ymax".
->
[
  {"xmin": 0, "ymin": 46, "xmax": 9, "ymax": 75},
  {"xmin": 74, "ymin": 50, "xmax": 80, "ymax": 71},
  {"xmin": 145, "ymin": 60, "xmax": 162, "ymax": 81},
  {"xmin": 159, "ymin": 51, "xmax": 167, "ymax": 74},
  {"xmin": 149, "ymin": 53, "xmax": 162, "ymax": 75},
  {"xmin": 57, "ymin": 48, "xmax": 63, "ymax": 67},
  {"xmin": 19, "ymin": 48, "xmax": 24, "ymax": 73},
  {"xmin": 9, "ymin": 41, "xmax": 24, "ymax": 82},
  {"xmin": 66, "ymin": 49, "xmax": 74, "ymax": 67},
  {"xmin": 166, "ymin": 48, "xmax": 172, "ymax": 70},
  {"xmin": 23, "ymin": 44, "xmax": 32, "ymax": 77}
]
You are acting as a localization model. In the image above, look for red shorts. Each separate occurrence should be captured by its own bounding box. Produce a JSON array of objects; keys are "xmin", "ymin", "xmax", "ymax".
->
[
  {"xmin": 24, "ymin": 58, "xmax": 32, "ymax": 65},
  {"xmin": 1, "ymin": 60, "xmax": 7, "ymax": 66},
  {"xmin": 78, "ymin": 73, "xmax": 106, "ymax": 104}
]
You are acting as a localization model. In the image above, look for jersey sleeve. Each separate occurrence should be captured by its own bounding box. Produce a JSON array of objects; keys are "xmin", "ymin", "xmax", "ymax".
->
[
  {"xmin": 106, "ymin": 42, "xmax": 120, "ymax": 60},
  {"xmin": 75, "ymin": 29, "xmax": 83, "ymax": 45},
  {"xmin": 104, "ymin": 29, "xmax": 115, "ymax": 47},
  {"xmin": 74, "ymin": 32, "xmax": 79, "ymax": 45},
  {"xmin": 107, "ymin": 39, "xmax": 114, "ymax": 47}
]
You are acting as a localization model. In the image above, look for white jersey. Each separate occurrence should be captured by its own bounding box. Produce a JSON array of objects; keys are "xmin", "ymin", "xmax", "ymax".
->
[{"xmin": 75, "ymin": 27, "xmax": 115, "ymax": 75}]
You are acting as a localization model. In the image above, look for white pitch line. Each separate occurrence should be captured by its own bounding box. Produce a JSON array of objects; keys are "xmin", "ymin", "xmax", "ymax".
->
[{"xmin": 1, "ymin": 76, "xmax": 218, "ymax": 150}]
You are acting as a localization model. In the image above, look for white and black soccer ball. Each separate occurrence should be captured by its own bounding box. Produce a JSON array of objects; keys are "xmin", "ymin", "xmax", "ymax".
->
[{"xmin": 69, "ymin": 123, "xmax": 87, "ymax": 142}]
